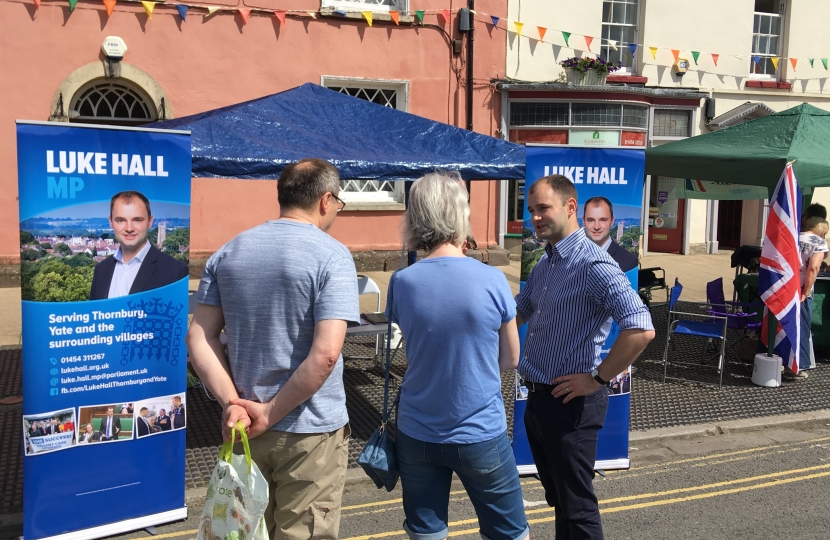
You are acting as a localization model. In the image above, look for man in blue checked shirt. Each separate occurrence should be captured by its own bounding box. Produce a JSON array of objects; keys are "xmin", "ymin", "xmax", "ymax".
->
[{"xmin": 516, "ymin": 174, "xmax": 654, "ymax": 540}]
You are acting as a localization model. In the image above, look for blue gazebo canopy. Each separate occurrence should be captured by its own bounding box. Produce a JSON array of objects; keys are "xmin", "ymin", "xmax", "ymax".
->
[{"xmin": 150, "ymin": 83, "xmax": 525, "ymax": 181}]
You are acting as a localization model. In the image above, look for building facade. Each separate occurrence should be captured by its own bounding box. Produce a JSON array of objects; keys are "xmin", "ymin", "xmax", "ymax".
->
[
  {"xmin": 502, "ymin": 0, "xmax": 830, "ymax": 255},
  {"xmin": 0, "ymin": 0, "xmax": 507, "ymax": 276}
]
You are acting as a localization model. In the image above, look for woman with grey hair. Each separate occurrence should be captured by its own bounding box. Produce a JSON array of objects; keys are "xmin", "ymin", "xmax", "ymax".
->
[{"xmin": 386, "ymin": 172, "xmax": 528, "ymax": 540}]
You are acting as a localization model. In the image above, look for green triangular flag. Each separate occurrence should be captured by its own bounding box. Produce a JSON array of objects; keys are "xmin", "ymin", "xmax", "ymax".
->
[
  {"xmin": 415, "ymin": 10, "xmax": 424, "ymax": 24},
  {"xmin": 823, "ymin": 58, "xmax": 828, "ymax": 70},
  {"xmin": 561, "ymin": 31, "xmax": 571, "ymax": 47},
  {"xmin": 691, "ymin": 51, "xmax": 700, "ymax": 65},
  {"xmin": 809, "ymin": 58, "xmax": 815, "ymax": 67},
  {"xmin": 68, "ymin": 0, "xmax": 78, "ymax": 11}
]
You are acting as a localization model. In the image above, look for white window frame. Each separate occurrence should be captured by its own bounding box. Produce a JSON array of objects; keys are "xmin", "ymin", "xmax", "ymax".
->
[
  {"xmin": 600, "ymin": 0, "xmax": 640, "ymax": 75},
  {"xmin": 649, "ymin": 106, "xmax": 696, "ymax": 142},
  {"xmin": 749, "ymin": 1, "xmax": 786, "ymax": 80},
  {"xmin": 321, "ymin": 0, "xmax": 407, "ymax": 14},
  {"xmin": 321, "ymin": 76, "xmax": 409, "ymax": 207}
]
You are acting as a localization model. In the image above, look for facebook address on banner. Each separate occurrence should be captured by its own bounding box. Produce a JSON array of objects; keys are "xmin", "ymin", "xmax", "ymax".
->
[{"xmin": 63, "ymin": 373, "xmax": 168, "ymax": 393}]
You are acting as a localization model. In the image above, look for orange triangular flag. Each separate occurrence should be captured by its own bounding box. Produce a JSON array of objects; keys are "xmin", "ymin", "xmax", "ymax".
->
[
  {"xmin": 537, "ymin": 26, "xmax": 546, "ymax": 42},
  {"xmin": 790, "ymin": 57, "xmax": 798, "ymax": 70},
  {"xmin": 389, "ymin": 10, "xmax": 399, "ymax": 24},
  {"xmin": 711, "ymin": 53, "xmax": 719, "ymax": 66},
  {"xmin": 103, "ymin": 0, "xmax": 116, "ymax": 16},
  {"xmin": 584, "ymin": 36, "xmax": 593, "ymax": 51},
  {"xmin": 649, "ymin": 46, "xmax": 658, "ymax": 59},
  {"xmin": 671, "ymin": 49, "xmax": 680, "ymax": 62},
  {"xmin": 274, "ymin": 10, "xmax": 286, "ymax": 24},
  {"xmin": 238, "ymin": 8, "xmax": 250, "ymax": 25},
  {"xmin": 362, "ymin": 11, "xmax": 372, "ymax": 26},
  {"xmin": 33, "ymin": 0, "xmax": 41, "ymax": 10},
  {"xmin": 141, "ymin": 1, "xmax": 154, "ymax": 18},
  {"xmin": 439, "ymin": 9, "xmax": 450, "ymax": 22},
  {"xmin": 513, "ymin": 21, "xmax": 523, "ymax": 36}
]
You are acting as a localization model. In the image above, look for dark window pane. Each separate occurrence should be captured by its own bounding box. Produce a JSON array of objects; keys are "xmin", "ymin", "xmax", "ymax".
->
[
  {"xmin": 509, "ymin": 102, "xmax": 569, "ymax": 126},
  {"xmin": 571, "ymin": 103, "xmax": 622, "ymax": 126}
]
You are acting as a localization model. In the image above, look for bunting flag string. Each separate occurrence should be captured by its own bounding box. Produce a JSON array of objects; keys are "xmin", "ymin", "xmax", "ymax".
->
[
  {"xmin": 711, "ymin": 53, "xmax": 719, "ymax": 66},
  {"xmin": 628, "ymin": 43, "xmax": 637, "ymax": 56},
  {"xmin": 141, "ymin": 1, "xmax": 154, "ymax": 18},
  {"xmin": 33, "ymin": 0, "xmax": 40, "ymax": 11},
  {"xmin": 362, "ymin": 11, "xmax": 372, "ymax": 26},
  {"xmin": 415, "ymin": 10, "xmax": 424, "ymax": 24},
  {"xmin": 752, "ymin": 55, "xmax": 761, "ymax": 65},
  {"xmin": 274, "ymin": 9, "xmax": 285, "ymax": 24},
  {"xmin": 823, "ymin": 58, "xmax": 828, "ymax": 70},
  {"xmin": 649, "ymin": 46, "xmax": 658, "ymax": 59},
  {"xmin": 238, "ymin": 7, "xmax": 250, "ymax": 25},
  {"xmin": 607, "ymin": 39, "xmax": 617, "ymax": 51},
  {"xmin": 68, "ymin": 0, "xmax": 77, "ymax": 12},
  {"xmin": 389, "ymin": 10, "xmax": 399, "ymax": 24},
  {"xmin": 175, "ymin": 3, "xmax": 187, "ymax": 20},
  {"xmin": 489, "ymin": 15, "xmax": 499, "ymax": 27},
  {"xmin": 439, "ymin": 9, "xmax": 450, "ymax": 23},
  {"xmin": 537, "ymin": 26, "xmax": 546, "ymax": 42},
  {"xmin": 584, "ymin": 36, "xmax": 593, "ymax": 51},
  {"xmin": 809, "ymin": 58, "xmax": 815, "ymax": 67},
  {"xmin": 691, "ymin": 51, "xmax": 700, "ymax": 65},
  {"xmin": 513, "ymin": 21, "xmax": 523, "ymax": 36},
  {"xmin": 306, "ymin": 11, "xmax": 316, "ymax": 18},
  {"xmin": 770, "ymin": 57, "xmax": 780, "ymax": 69},
  {"xmin": 671, "ymin": 49, "xmax": 680, "ymax": 62},
  {"xmin": 103, "ymin": 0, "xmax": 116, "ymax": 16},
  {"xmin": 561, "ymin": 31, "xmax": 570, "ymax": 47},
  {"xmin": 205, "ymin": 6, "xmax": 220, "ymax": 17},
  {"xmin": 790, "ymin": 57, "xmax": 798, "ymax": 70}
]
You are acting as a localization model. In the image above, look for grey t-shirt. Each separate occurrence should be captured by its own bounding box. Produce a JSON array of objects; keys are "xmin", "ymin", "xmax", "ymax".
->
[{"xmin": 196, "ymin": 220, "xmax": 360, "ymax": 433}]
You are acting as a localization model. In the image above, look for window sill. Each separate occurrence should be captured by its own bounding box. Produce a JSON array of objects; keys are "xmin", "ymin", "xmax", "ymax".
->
[
  {"xmin": 607, "ymin": 75, "xmax": 648, "ymax": 85},
  {"xmin": 341, "ymin": 202, "xmax": 406, "ymax": 212},
  {"xmin": 745, "ymin": 80, "xmax": 792, "ymax": 90},
  {"xmin": 320, "ymin": 7, "xmax": 416, "ymax": 24}
]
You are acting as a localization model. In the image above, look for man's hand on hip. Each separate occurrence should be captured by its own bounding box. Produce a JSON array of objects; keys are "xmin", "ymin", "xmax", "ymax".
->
[{"xmin": 551, "ymin": 373, "xmax": 602, "ymax": 403}]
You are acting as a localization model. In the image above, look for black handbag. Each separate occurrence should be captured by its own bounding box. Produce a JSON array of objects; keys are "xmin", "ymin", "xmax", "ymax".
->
[{"xmin": 357, "ymin": 277, "xmax": 401, "ymax": 492}]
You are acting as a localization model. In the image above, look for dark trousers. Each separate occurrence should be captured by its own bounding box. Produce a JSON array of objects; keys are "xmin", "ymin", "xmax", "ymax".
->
[{"xmin": 524, "ymin": 384, "xmax": 608, "ymax": 540}]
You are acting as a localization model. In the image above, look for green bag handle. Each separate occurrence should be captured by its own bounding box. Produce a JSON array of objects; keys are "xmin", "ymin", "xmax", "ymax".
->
[{"xmin": 219, "ymin": 421, "xmax": 253, "ymax": 474}]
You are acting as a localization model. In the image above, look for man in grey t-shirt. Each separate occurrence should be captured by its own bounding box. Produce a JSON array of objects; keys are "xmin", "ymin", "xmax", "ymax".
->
[{"xmin": 187, "ymin": 158, "xmax": 359, "ymax": 540}]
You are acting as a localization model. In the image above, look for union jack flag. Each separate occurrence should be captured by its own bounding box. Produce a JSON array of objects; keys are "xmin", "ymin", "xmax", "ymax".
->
[{"xmin": 759, "ymin": 164, "xmax": 802, "ymax": 373}]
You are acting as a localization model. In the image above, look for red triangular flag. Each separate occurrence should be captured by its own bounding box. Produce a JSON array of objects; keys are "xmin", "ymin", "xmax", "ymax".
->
[
  {"xmin": 33, "ymin": 0, "xmax": 41, "ymax": 10},
  {"xmin": 537, "ymin": 26, "xmax": 546, "ymax": 42},
  {"xmin": 790, "ymin": 57, "xmax": 798, "ymax": 70},
  {"xmin": 584, "ymin": 36, "xmax": 593, "ymax": 51},
  {"xmin": 274, "ymin": 10, "xmax": 286, "ymax": 24},
  {"xmin": 103, "ymin": 0, "xmax": 116, "ymax": 15},
  {"xmin": 238, "ymin": 7, "xmax": 250, "ymax": 25},
  {"xmin": 671, "ymin": 49, "xmax": 680, "ymax": 62},
  {"xmin": 439, "ymin": 9, "xmax": 450, "ymax": 23},
  {"xmin": 711, "ymin": 53, "xmax": 719, "ymax": 66},
  {"xmin": 389, "ymin": 10, "xmax": 399, "ymax": 24}
]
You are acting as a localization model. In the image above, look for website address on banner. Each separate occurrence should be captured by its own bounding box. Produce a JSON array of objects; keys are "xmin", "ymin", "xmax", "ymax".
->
[{"xmin": 62, "ymin": 376, "xmax": 168, "ymax": 393}]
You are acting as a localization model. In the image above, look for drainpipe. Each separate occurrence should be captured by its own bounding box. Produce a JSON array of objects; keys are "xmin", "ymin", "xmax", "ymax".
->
[{"xmin": 466, "ymin": 0, "xmax": 474, "ymax": 132}]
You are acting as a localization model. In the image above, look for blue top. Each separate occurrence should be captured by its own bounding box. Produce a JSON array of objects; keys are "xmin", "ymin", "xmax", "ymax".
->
[
  {"xmin": 516, "ymin": 228, "xmax": 653, "ymax": 384},
  {"xmin": 386, "ymin": 256, "xmax": 516, "ymax": 444}
]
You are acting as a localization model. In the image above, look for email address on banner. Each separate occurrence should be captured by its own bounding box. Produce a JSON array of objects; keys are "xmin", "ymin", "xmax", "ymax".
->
[{"xmin": 63, "ymin": 375, "xmax": 168, "ymax": 393}]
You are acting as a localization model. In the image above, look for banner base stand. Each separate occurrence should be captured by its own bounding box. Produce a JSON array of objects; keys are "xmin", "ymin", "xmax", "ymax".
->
[
  {"xmin": 517, "ymin": 458, "xmax": 630, "ymax": 477},
  {"xmin": 27, "ymin": 507, "xmax": 187, "ymax": 540}
]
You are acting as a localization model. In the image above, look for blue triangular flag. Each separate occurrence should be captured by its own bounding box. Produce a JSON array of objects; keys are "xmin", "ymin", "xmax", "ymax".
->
[
  {"xmin": 752, "ymin": 55, "xmax": 761, "ymax": 65},
  {"xmin": 490, "ymin": 15, "xmax": 499, "ymax": 27},
  {"xmin": 175, "ymin": 4, "xmax": 187, "ymax": 20},
  {"xmin": 628, "ymin": 43, "xmax": 638, "ymax": 55},
  {"xmin": 333, "ymin": 9, "xmax": 346, "ymax": 16}
]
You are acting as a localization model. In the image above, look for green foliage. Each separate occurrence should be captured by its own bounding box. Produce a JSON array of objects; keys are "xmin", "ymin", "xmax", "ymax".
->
[
  {"xmin": 147, "ymin": 227, "xmax": 158, "ymax": 246},
  {"xmin": 54, "ymin": 243, "xmax": 72, "ymax": 256},
  {"xmin": 40, "ymin": 242, "xmax": 52, "ymax": 250},
  {"xmin": 65, "ymin": 253, "xmax": 95, "ymax": 268},
  {"xmin": 100, "ymin": 233, "xmax": 110, "ymax": 240},
  {"xmin": 21, "ymin": 249, "xmax": 44, "ymax": 262},
  {"xmin": 32, "ymin": 266, "xmax": 92, "ymax": 302},
  {"xmin": 20, "ymin": 231, "xmax": 35, "ymax": 244}
]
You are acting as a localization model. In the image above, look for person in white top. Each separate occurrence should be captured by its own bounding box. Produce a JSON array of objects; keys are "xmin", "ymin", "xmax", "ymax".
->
[{"xmin": 791, "ymin": 216, "xmax": 829, "ymax": 378}]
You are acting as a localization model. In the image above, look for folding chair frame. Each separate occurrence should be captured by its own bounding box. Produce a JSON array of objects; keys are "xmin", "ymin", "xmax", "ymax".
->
[{"xmin": 662, "ymin": 303, "xmax": 730, "ymax": 389}]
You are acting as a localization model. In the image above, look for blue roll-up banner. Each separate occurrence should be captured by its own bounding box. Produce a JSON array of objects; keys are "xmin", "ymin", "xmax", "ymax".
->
[
  {"xmin": 514, "ymin": 146, "xmax": 645, "ymax": 474},
  {"xmin": 17, "ymin": 122, "xmax": 192, "ymax": 540}
]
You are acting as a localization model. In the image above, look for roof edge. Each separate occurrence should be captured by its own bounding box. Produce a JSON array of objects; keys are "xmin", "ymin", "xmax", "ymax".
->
[{"xmin": 495, "ymin": 81, "xmax": 708, "ymax": 100}]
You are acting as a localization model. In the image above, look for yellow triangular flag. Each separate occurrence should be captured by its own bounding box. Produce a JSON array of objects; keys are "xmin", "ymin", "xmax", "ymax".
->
[
  {"xmin": 362, "ymin": 11, "xmax": 372, "ymax": 26},
  {"xmin": 771, "ymin": 57, "xmax": 780, "ymax": 69},
  {"xmin": 513, "ymin": 21, "xmax": 523, "ymax": 36},
  {"xmin": 141, "ymin": 1, "xmax": 154, "ymax": 18},
  {"xmin": 206, "ymin": 6, "xmax": 220, "ymax": 17},
  {"xmin": 649, "ymin": 46, "xmax": 658, "ymax": 59}
]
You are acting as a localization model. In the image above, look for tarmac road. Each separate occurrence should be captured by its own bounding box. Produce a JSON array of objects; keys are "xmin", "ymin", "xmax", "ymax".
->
[{"xmin": 10, "ymin": 421, "xmax": 829, "ymax": 540}]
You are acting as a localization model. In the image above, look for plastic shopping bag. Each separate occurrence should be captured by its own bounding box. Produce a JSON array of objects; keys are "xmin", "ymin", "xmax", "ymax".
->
[{"xmin": 197, "ymin": 423, "xmax": 269, "ymax": 540}]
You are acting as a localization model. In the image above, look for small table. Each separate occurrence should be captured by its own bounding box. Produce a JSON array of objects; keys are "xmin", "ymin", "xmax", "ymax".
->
[{"xmin": 344, "ymin": 317, "xmax": 403, "ymax": 371}]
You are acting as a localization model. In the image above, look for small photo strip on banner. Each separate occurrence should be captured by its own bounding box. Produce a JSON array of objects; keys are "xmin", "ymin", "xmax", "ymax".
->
[
  {"xmin": 77, "ymin": 403, "xmax": 135, "ymax": 445},
  {"xmin": 23, "ymin": 407, "xmax": 77, "ymax": 456},
  {"xmin": 608, "ymin": 367, "xmax": 632, "ymax": 396},
  {"xmin": 134, "ymin": 393, "xmax": 186, "ymax": 439}
]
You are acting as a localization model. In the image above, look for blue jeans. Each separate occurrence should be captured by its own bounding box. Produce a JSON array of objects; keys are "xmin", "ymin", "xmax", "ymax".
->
[
  {"xmin": 395, "ymin": 429, "xmax": 529, "ymax": 540},
  {"xmin": 799, "ymin": 297, "xmax": 813, "ymax": 370}
]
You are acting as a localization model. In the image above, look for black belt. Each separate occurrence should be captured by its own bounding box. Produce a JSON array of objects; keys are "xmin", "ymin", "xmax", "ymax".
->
[{"xmin": 522, "ymin": 380, "xmax": 555, "ymax": 393}]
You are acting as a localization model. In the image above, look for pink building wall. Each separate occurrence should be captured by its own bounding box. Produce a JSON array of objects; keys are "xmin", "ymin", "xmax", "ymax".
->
[{"xmin": 0, "ymin": 0, "xmax": 507, "ymax": 265}]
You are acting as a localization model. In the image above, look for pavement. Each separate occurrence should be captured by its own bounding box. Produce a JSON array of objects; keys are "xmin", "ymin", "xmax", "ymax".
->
[{"xmin": 2, "ymin": 249, "xmax": 830, "ymax": 536}]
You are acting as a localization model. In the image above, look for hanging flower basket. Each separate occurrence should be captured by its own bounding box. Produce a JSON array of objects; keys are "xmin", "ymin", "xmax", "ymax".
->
[{"xmin": 560, "ymin": 56, "xmax": 621, "ymax": 86}]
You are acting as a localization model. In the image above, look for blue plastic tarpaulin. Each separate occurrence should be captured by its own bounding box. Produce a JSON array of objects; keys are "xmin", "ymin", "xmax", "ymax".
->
[{"xmin": 149, "ymin": 83, "xmax": 525, "ymax": 181}]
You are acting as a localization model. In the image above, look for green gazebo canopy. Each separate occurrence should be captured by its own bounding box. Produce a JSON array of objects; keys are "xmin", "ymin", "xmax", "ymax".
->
[{"xmin": 645, "ymin": 103, "xmax": 830, "ymax": 195}]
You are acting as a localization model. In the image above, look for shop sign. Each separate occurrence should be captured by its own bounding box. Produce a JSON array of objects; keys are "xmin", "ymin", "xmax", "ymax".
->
[
  {"xmin": 657, "ymin": 190, "xmax": 668, "ymax": 203},
  {"xmin": 621, "ymin": 131, "xmax": 646, "ymax": 147},
  {"xmin": 569, "ymin": 130, "xmax": 620, "ymax": 147}
]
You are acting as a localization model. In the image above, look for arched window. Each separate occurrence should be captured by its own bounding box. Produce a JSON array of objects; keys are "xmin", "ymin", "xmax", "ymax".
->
[{"xmin": 69, "ymin": 80, "xmax": 156, "ymax": 126}]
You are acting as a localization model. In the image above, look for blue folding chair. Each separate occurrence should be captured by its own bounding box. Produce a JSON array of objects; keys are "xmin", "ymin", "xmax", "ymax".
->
[{"xmin": 662, "ymin": 278, "xmax": 730, "ymax": 389}]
